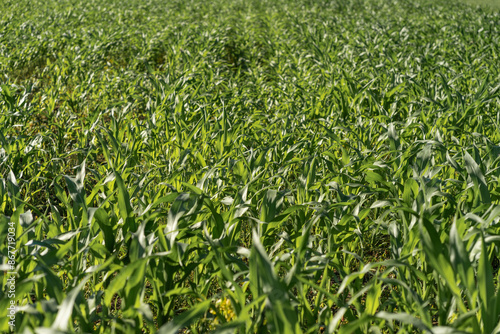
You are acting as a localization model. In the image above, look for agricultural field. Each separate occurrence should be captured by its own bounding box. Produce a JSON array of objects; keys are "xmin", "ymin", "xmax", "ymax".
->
[
  {"xmin": 1, "ymin": 0, "xmax": 500, "ymax": 332},
  {"xmin": 465, "ymin": 0, "xmax": 500, "ymax": 9}
]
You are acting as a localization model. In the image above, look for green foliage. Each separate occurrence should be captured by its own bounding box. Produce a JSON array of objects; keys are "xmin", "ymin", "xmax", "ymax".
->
[{"xmin": 1, "ymin": 0, "xmax": 500, "ymax": 333}]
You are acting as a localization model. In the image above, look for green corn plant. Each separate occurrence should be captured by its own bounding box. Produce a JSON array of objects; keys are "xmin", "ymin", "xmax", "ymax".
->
[{"xmin": 1, "ymin": 0, "xmax": 500, "ymax": 332}]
